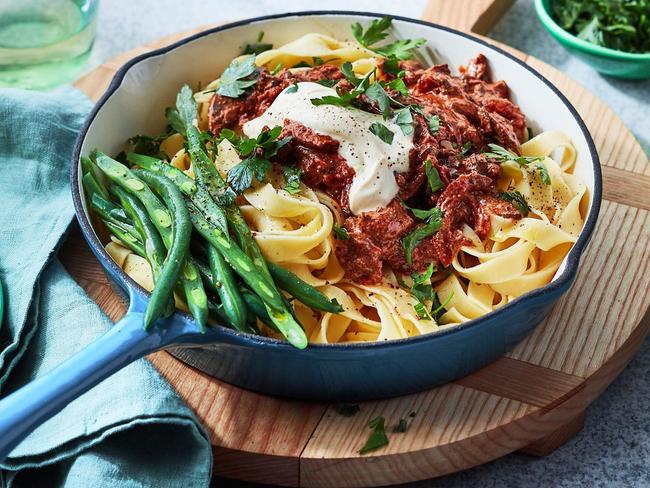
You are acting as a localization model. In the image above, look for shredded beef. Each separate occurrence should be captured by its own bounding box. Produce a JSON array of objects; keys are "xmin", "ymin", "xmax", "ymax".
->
[{"xmin": 207, "ymin": 55, "xmax": 528, "ymax": 284}]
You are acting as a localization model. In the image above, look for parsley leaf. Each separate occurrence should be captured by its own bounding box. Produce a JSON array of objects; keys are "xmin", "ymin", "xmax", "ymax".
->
[
  {"xmin": 226, "ymin": 127, "xmax": 292, "ymax": 194},
  {"xmin": 216, "ymin": 56, "xmax": 259, "ymax": 98},
  {"xmin": 365, "ymin": 82, "xmax": 392, "ymax": 119},
  {"xmin": 536, "ymin": 164, "xmax": 551, "ymax": 185},
  {"xmin": 402, "ymin": 208, "xmax": 443, "ymax": 266},
  {"xmin": 428, "ymin": 114, "xmax": 441, "ymax": 135},
  {"xmin": 386, "ymin": 76, "xmax": 409, "ymax": 96},
  {"xmin": 393, "ymin": 107, "xmax": 414, "ymax": 136},
  {"xmin": 316, "ymin": 79, "xmax": 338, "ymax": 88},
  {"xmin": 128, "ymin": 134, "xmax": 165, "ymax": 159},
  {"xmin": 241, "ymin": 31, "xmax": 273, "ymax": 55},
  {"xmin": 431, "ymin": 291, "xmax": 453, "ymax": 320},
  {"xmin": 164, "ymin": 107, "xmax": 185, "ymax": 136},
  {"xmin": 484, "ymin": 144, "xmax": 543, "ymax": 166},
  {"xmin": 351, "ymin": 16, "xmax": 426, "ymax": 61},
  {"xmin": 312, "ymin": 56, "xmax": 325, "ymax": 65},
  {"xmin": 270, "ymin": 63, "xmax": 283, "ymax": 75},
  {"xmin": 375, "ymin": 38, "xmax": 427, "ymax": 60},
  {"xmin": 283, "ymin": 165, "xmax": 302, "ymax": 194},
  {"xmin": 335, "ymin": 403, "xmax": 360, "ymax": 417},
  {"xmin": 394, "ymin": 411, "xmax": 417, "ymax": 433},
  {"xmin": 461, "ymin": 141, "xmax": 473, "ymax": 156},
  {"xmin": 369, "ymin": 122, "xmax": 394, "ymax": 144},
  {"xmin": 352, "ymin": 17, "xmax": 392, "ymax": 47},
  {"xmin": 333, "ymin": 223, "xmax": 350, "ymax": 240},
  {"xmin": 286, "ymin": 83, "xmax": 299, "ymax": 94},
  {"xmin": 425, "ymin": 160, "xmax": 444, "ymax": 193},
  {"xmin": 501, "ymin": 190, "xmax": 530, "ymax": 216},
  {"xmin": 311, "ymin": 87, "xmax": 359, "ymax": 108},
  {"xmin": 359, "ymin": 416, "xmax": 389, "ymax": 454}
]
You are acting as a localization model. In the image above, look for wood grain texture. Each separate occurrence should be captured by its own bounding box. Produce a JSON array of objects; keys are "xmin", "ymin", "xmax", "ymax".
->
[{"xmin": 63, "ymin": 1, "xmax": 650, "ymax": 485}]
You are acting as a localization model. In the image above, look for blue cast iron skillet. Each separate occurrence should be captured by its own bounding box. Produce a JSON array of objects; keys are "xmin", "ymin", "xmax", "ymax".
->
[{"xmin": 0, "ymin": 11, "xmax": 601, "ymax": 461}]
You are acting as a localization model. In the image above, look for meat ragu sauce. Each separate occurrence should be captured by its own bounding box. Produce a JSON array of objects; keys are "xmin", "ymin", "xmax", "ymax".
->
[{"xmin": 208, "ymin": 55, "xmax": 527, "ymax": 285}]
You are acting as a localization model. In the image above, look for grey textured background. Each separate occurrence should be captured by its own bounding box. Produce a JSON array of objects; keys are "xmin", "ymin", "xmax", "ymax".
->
[{"xmin": 89, "ymin": 1, "xmax": 650, "ymax": 486}]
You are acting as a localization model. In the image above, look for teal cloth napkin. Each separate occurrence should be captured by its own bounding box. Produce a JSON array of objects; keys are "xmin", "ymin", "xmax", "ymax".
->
[{"xmin": 0, "ymin": 87, "xmax": 212, "ymax": 487}]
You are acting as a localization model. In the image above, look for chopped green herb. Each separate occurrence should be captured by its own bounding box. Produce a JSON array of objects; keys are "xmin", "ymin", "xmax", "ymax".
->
[
  {"xmin": 382, "ymin": 57, "xmax": 400, "ymax": 75},
  {"xmin": 536, "ymin": 164, "xmax": 552, "ymax": 185},
  {"xmin": 216, "ymin": 56, "xmax": 259, "ymax": 98},
  {"xmin": 241, "ymin": 31, "xmax": 273, "ymax": 55},
  {"xmin": 402, "ymin": 208, "xmax": 443, "ymax": 266},
  {"xmin": 484, "ymin": 144, "xmax": 543, "ymax": 166},
  {"xmin": 335, "ymin": 403, "xmax": 360, "ymax": 417},
  {"xmin": 551, "ymin": 0, "xmax": 650, "ymax": 54},
  {"xmin": 333, "ymin": 223, "xmax": 350, "ymax": 240},
  {"xmin": 292, "ymin": 61, "xmax": 311, "ymax": 68},
  {"xmin": 369, "ymin": 122, "xmax": 394, "ymax": 144},
  {"xmin": 365, "ymin": 82, "xmax": 392, "ymax": 119},
  {"xmin": 270, "ymin": 63, "xmax": 283, "ymax": 75},
  {"xmin": 164, "ymin": 107, "xmax": 185, "ymax": 136},
  {"xmin": 501, "ymin": 190, "xmax": 530, "ymax": 216},
  {"xmin": 527, "ymin": 127, "xmax": 534, "ymax": 140},
  {"xmin": 425, "ymin": 160, "xmax": 444, "ymax": 193},
  {"xmin": 386, "ymin": 77, "xmax": 409, "ymax": 96},
  {"xmin": 460, "ymin": 141, "xmax": 473, "ymax": 156},
  {"xmin": 286, "ymin": 83, "xmax": 299, "ymax": 94},
  {"xmin": 128, "ymin": 134, "xmax": 165, "ymax": 159},
  {"xmin": 312, "ymin": 56, "xmax": 325, "ymax": 65},
  {"xmin": 316, "ymin": 79, "xmax": 338, "ymax": 88},
  {"xmin": 393, "ymin": 107, "xmax": 414, "ymax": 136},
  {"xmin": 283, "ymin": 165, "xmax": 302, "ymax": 194},
  {"xmin": 226, "ymin": 126, "xmax": 292, "ymax": 193},
  {"xmin": 428, "ymin": 114, "xmax": 441, "ymax": 135},
  {"xmin": 351, "ymin": 16, "xmax": 426, "ymax": 60},
  {"xmin": 393, "ymin": 412, "xmax": 416, "ymax": 433},
  {"xmin": 431, "ymin": 291, "xmax": 453, "ymax": 320},
  {"xmin": 404, "ymin": 204, "xmax": 443, "ymax": 222},
  {"xmin": 359, "ymin": 416, "xmax": 389, "ymax": 454}
]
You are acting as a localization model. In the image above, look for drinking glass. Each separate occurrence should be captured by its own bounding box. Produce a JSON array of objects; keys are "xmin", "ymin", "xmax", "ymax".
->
[{"xmin": 0, "ymin": 0, "xmax": 99, "ymax": 89}]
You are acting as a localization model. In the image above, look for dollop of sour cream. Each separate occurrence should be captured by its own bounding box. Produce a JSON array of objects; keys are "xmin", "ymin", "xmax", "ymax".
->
[{"xmin": 242, "ymin": 82, "xmax": 414, "ymax": 215}]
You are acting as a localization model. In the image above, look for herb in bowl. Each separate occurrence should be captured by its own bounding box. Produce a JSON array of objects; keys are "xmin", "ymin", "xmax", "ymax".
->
[{"xmin": 551, "ymin": 0, "xmax": 650, "ymax": 54}]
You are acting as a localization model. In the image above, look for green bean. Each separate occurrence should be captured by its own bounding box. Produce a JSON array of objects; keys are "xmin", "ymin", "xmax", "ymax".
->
[
  {"xmin": 240, "ymin": 288, "xmax": 276, "ymax": 330},
  {"xmin": 134, "ymin": 169, "xmax": 208, "ymax": 330},
  {"xmin": 193, "ymin": 257, "xmax": 217, "ymax": 293},
  {"xmin": 111, "ymin": 186, "xmax": 167, "ymax": 279},
  {"xmin": 93, "ymin": 151, "xmax": 174, "ymax": 242},
  {"xmin": 187, "ymin": 203, "xmax": 307, "ymax": 349},
  {"xmin": 267, "ymin": 262, "xmax": 343, "ymax": 313},
  {"xmin": 82, "ymin": 171, "xmax": 110, "ymax": 202},
  {"xmin": 208, "ymin": 245, "xmax": 247, "ymax": 331},
  {"xmin": 104, "ymin": 221, "xmax": 146, "ymax": 256},
  {"xmin": 90, "ymin": 193, "xmax": 132, "ymax": 228}
]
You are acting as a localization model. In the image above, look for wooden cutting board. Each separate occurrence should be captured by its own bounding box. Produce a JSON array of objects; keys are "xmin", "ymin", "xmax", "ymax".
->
[{"xmin": 62, "ymin": 1, "xmax": 650, "ymax": 486}]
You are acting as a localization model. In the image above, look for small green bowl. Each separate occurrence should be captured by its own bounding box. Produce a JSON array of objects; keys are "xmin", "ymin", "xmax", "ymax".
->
[{"xmin": 534, "ymin": 0, "xmax": 650, "ymax": 79}]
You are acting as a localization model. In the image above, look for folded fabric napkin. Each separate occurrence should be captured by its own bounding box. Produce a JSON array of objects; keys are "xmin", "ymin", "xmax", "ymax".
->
[{"xmin": 0, "ymin": 87, "xmax": 211, "ymax": 487}]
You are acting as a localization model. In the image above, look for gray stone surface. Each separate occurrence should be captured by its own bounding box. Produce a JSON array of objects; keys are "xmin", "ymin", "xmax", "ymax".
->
[{"xmin": 90, "ymin": 1, "xmax": 650, "ymax": 486}]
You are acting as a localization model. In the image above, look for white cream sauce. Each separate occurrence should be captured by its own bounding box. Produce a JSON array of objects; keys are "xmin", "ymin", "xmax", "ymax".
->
[{"xmin": 242, "ymin": 82, "xmax": 414, "ymax": 215}]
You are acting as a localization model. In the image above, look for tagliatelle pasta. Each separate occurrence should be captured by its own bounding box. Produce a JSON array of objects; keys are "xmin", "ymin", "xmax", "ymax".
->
[{"xmin": 102, "ymin": 21, "xmax": 588, "ymax": 345}]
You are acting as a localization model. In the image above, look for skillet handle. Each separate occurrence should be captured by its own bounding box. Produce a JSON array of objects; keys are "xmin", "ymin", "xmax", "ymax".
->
[{"xmin": 0, "ymin": 294, "xmax": 175, "ymax": 461}]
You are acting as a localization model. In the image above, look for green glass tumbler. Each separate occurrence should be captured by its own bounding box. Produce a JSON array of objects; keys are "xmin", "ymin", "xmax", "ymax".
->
[{"xmin": 0, "ymin": 0, "xmax": 99, "ymax": 89}]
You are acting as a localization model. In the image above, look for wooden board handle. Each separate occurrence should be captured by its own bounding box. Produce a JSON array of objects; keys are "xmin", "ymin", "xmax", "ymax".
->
[{"xmin": 421, "ymin": 0, "xmax": 515, "ymax": 34}]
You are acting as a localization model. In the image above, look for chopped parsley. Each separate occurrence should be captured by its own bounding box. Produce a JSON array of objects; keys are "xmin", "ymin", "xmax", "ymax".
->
[
  {"xmin": 285, "ymin": 83, "xmax": 299, "ymax": 94},
  {"xmin": 551, "ymin": 0, "xmax": 650, "ymax": 54},
  {"xmin": 536, "ymin": 164, "xmax": 552, "ymax": 185},
  {"xmin": 410, "ymin": 263, "xmax": 436, "ymax": 320},
  {"xmin": 428, "ymin": 114, "xmax": 441, "ymax": 135},
  {"xmin": 501, "ymin": 190, "xmax": 530, "ymax": 216},
  {"xmin": 316, "ymin": 79, "xmax": 338, "ymax": 88},
  {"xmin": 393, "ymin": 107, "xmax": 414, "ymax": 136},
  {"xmin": 386, "ymin": 76, "xmax": 409, "ymax": 96},
  {"xmin": 460, "ymin": 141, "xmax": 473, "ymax": 156},
  {"xmin": 425, "ymin": 160, "xmax": 444, "ymax": 193},
  {"xmin": 128, "ymin": 134, "xmax": 166, "ymax": 159},
  {"xmin": 431, "ymin": 291, "xmax": 453, "ymax": 321},
  {"xmin": 365, "ymin": 82, "xmax": 392, "ymax": 119},
  {"xmin": 270, "ymin": 63, "xmax": 283, "ymax": 75},
  {"xmin": 241, "ymin": 31, "xmax": 273, "ymax": 55},
  {"xmin": 333, "ymin": 223, "xmax": 350, "ymax": 240},
  {"xmin": 351, "ymin": 16, "xmax": 426, "ymax": 60},
  {"xmin": 335, "ymin": 403, "xmax": 360, "ymax": 417},
  {"xmin": 164, "ymin": 107, "xmax": 185, "ymax": 136},
  {"xmin": 282, "ymin": 165, "xmax": 302, "ymax": 194},
  {"xmin": 393, "ymin": 411, "xmax": 417, "ymax": 433},
  {"xmin": 359, "ymin": 416, "xmax": 389, "ymax": 454},
  {"xmin": 225, "ymin": 126, "xmax": 292, "ymax": 194},
  {"xmin": 369, "ymin": 122, "xmax": 394, "ymax": 144},
  {"xmin": 401, "ymin": 207, "xmax": 443, "ymax": 266},
  {"xmin": 312, "ymin": 56, "xmax": 325, "ymax": 65},
  {"xmin": 215, "ymin": 56, "xmax": 259, "ymax": 98},
  {"xmin": 484, "ymin": 143, "xmax": 543, "ymax": 166}
]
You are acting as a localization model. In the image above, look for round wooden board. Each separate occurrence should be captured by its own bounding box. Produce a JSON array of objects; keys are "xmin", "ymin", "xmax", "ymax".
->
[{"xmin": 62, "ymin": 1, "xmax": 650, "ymax": 486}]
